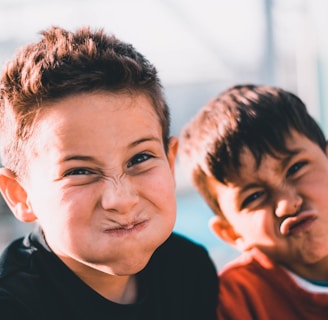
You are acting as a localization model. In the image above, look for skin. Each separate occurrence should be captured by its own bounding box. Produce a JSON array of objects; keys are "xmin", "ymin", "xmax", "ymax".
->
[
  {"xmin": 210, "ymin": 130, "xmax": 328, "ymax": 281},
  {"xmin": 0, "ymin": 91, "xmax": 178, "ymax": 303}
]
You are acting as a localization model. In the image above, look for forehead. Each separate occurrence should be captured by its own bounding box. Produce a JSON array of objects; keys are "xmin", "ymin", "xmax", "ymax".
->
[
  {"xmin": 29, "ymin": 91, "xmax": 162, "ymax": 153},
  {"xmin": 220, "ymin": 130, "xmax": 318, "ymax": 186},
  {"xmin": 37, "ymin": 91, "xmax": 158, "ymax": 126}
]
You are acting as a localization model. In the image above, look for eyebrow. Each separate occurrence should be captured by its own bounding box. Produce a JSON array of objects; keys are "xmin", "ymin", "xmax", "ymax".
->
[
  {"xmin": 279, "ymin": 147, "xmax": 302, "ymax": 168},
  {"xmin": 239, "ymin": 182, "xmax": 261, "ymax": 194},
  {"xmin": 129, "ymin": 136, "xmax": 161, "ymax": 147},
  {"xmin": 63, "ymin": 155, "xmax": 96, "ymax": 162},
  {"xmin": 62, "ymin": 136, "xmax": 161, "ymax": 162}
]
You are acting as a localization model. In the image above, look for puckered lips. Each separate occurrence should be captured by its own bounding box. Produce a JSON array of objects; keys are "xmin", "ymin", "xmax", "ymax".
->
[
  {"xmin": 104, "ymin": 218, "xmax": 149, "ymax": 237},
  {"xmin": 280, "ymin": 210, "xmax": 317, "ymax": 236}
]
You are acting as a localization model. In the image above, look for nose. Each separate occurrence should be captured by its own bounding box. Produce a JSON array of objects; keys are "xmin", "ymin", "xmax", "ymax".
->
[
  {"xmin": 274, "ymin": 186, "xmax": 302, "ymax": 218},
  {"xmin": 101, "ymin": 175, "xmax": 139, "ymax": 213}
]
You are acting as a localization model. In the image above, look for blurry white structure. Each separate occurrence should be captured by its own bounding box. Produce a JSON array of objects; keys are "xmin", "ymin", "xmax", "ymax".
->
[{"xmin": 1, "ymin": 0, "xmax": 328, "ymax": 268}]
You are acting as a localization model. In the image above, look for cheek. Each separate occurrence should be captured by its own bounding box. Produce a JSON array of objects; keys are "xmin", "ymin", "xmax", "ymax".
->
[
  {"xmin": 233, "ymin": 211, "xmax": 274, "ymax": 240},
  {"xmin": 301, "ymin": 179, "xmax": 327, "ymax": 201},
  {"xmin": 299, "ymin": 163, "xmax": 328, "ymax": 193},
  {"xmin": 250, "ymin": 211, "xmax": 273, "ymax": 232},
  {"xmin": 32, "ymin": 186, "xmax": 91, "ymax": 227},
  {"xmin": 140, "ymin": 170, "xmax": 177, "ymax": 212},
  {"xmin": 58, "ymin": 188, "xmax": 97, "ymax": 221},
  {"xmin": 143, "ymin": 166, "xmax": 175, "ymax": 194}
]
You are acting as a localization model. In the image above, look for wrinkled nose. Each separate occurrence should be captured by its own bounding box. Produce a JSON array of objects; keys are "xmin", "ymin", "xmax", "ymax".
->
[
  {"xmin": 274, "ymin": 187, "xmax": 302, "ymax": 218},
  {"xmin": 101, "ymin": 176, "xmax": 139, "ymax": 213}
]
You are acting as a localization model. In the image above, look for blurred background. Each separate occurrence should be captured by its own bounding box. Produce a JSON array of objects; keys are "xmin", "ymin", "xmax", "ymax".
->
[{"xmin": 0, "ymin": 0, "xmax": 328, "ymax": 270}]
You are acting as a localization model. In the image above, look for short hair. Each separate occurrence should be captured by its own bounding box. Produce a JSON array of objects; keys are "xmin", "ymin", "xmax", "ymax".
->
[
  {"xmin": 179, "ymin": 84, "xmax": 326, "ymax": 215},
  {"xmin": 0, "ymin": 26, "xmax": 170, "ymax": 178}
]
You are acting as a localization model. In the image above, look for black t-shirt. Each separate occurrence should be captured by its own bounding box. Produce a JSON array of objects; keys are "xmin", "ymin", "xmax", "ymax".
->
[{"xmin": 0, "ymin": 227, "xmax": 218, "ymax": 320}]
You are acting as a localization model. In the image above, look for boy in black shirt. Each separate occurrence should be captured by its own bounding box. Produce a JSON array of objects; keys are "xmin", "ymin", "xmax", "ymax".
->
[{"xmin": 0, "ymin": 26, "xmax": 218, "ymax": 319}]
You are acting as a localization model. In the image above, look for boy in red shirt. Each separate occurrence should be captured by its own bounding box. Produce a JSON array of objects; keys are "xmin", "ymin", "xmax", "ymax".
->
[{"xmin": 179, "ymin": 84, "xmax": 328, "ymax": 319}]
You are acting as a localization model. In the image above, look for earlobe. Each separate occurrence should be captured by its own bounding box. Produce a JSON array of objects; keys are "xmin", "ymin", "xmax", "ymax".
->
[
  {"xmin": 209, "ymin": 215, "xmax": 244, "ymax": 250},
  {"xmin": 0, "ymin": 168, "xmax": 37, "ymax": 222}
]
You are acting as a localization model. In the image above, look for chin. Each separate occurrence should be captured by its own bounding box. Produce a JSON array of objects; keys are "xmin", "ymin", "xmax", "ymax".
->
[
  {"xmin": 299, "ymin": 251, "xmax": 328, "ymax": 264},
  {"xmin": 109, "ymin": 259, "xmax": 151, "ymax": 276},
  {"xmin": 106, "ymin": 250, "xmax": 155, "ymax": 276}
]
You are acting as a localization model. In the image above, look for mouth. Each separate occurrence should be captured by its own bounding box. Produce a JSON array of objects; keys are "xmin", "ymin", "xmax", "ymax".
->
[
  {"xmin": 104, "ymin": 219, "xmax": 148, "ymax": 236},
  {"xmin": 280, "ymin": 210, "xmax": 317, "ymax": 236}
]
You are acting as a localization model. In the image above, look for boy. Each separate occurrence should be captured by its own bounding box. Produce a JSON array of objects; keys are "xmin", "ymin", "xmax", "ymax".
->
[
  {"xmin": 179, "ymin": 84, "xmax": 328, "ymax": 319},
  {"xmin": 0, "ymin": 26, "xmax": 218, "ymax": 319}
]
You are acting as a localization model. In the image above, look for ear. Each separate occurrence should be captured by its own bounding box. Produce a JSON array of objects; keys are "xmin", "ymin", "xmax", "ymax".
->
[
  {"xmin": 0, "ymin": 168, "xmax": 37, "ymax": 222},
  {"xmin": 209, "ymin": 215, "xmax": 245, "ymax": 251},
  {"xmin": 167, "ymin": 136, "xmax": 179, "ymax": 174}
]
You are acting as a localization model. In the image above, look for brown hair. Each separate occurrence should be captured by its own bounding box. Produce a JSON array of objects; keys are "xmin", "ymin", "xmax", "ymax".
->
[{"xmin": 0, "ymin": 26, "xmax": 171, "ymax": 178}]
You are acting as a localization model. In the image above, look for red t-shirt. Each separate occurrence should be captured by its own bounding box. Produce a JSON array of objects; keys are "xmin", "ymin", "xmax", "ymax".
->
[{"xmin": 218, "ymin": 248, "xmax": 328, "ymax": 320}]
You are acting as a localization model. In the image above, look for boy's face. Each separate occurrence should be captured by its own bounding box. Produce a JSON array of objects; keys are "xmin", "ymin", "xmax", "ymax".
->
[
  {"xmin": 210, "ymin": 130, "xmax": 328, "ymax": 273},
  {"xmin": 11, "ymin": 92, "xmax": 178, "ymax": 276}
]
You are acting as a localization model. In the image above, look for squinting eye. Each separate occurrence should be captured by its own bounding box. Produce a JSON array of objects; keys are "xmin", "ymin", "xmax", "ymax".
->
[
  {"xmin": 64, "ymin": 168, "xmax": 93, "ymax": 176},
  {"xmin": 127, "ymin": 153, "xmax": 153, "ymax": 168},
  {"xmin": 286, "ymin": 161, "xmax": 306, "ymax": 177},
  {"xmin": 242, "ymin": 191, "xmax": 264, "ymax": 208}
]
